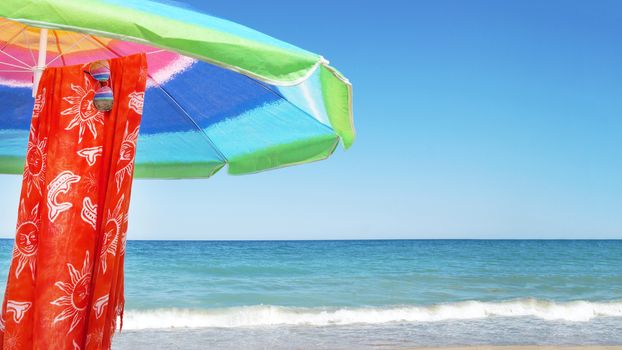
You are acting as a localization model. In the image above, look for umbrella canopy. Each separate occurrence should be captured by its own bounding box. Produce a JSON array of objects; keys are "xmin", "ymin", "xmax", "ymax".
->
[{"xmin": 0, "ymin": 0, "xmax": 354, "ymax": 179}]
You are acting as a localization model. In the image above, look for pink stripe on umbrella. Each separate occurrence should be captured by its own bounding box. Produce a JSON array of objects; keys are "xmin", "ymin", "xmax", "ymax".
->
[{"xmin": 0, "ymin": 40, "xmax": 195, "ymax": 88}]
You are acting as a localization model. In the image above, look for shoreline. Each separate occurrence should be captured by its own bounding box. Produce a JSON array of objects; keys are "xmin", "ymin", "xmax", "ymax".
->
[{"xmin": 408, "ymin": 347, "xmax": 622, "ymax": 350}]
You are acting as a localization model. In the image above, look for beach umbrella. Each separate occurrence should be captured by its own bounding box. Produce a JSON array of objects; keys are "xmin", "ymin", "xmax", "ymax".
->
[
  {"xmin": 0, "ymin": 1, "xmax": 354, "ymax": 349},
  {"xmin": 0, "ymin": 0, "xmax": 354, "ymax": 178}
]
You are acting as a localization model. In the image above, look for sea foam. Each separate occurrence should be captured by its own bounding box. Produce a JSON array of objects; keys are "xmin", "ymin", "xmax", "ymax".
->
[{"xmin": 121, "ymin": 299, "xmax": 622, "ymax": 329}]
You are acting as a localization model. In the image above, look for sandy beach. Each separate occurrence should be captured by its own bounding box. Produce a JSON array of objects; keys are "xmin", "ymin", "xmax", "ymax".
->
[{"xmin": 409, "ymin": 347, "xmax": 622, "ymax": 350}]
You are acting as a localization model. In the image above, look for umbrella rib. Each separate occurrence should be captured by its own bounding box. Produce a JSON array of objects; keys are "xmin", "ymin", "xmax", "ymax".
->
[
  {"xmin": 146, "ymin": 50, "xmax": 166, "ymax": 55},
  {"xmin": 83, "ymin": 34, "xmax": 228, "ymax": 163},
  {"xmin": 0, "ymin": 50, "xmax": 31, "ymax": 69},
  {"xmin": 239, "ymin": 74, "xmax": 335, "ymax": 134},
  {"xmin": 0, "ymin": 69, "xmax": 31, "ymax": 73},
  {"xmin": 0, "ymin": 26, "xmax": 33, "ymax": 69},
  {"xmin": 53, "ymin": 31, "xmax": 67, "ymax": 67},
  {"xmin": 0, "ymin": 61, "xmax": 32, "ymax": 70},
  {"xmin": 83, "ymin": 35, "xmax": 120, "ymax": 60},
  {"xmin": 149, "ymin": 78, "xmax": 228, "ymax": 163},
  {"xmin": 22, "ymin": 28, "xmax": 37, "ymax": 67},
  {"xmin": 83, "ymin": 34, "xmax": 329, "ymax": 139},
  {"xmin": 46, "ymin": 34, "xmax": 88, "ymax": 67},
  {"xmin": 0, "ymin": 20, "xmax": 15, "ymax": 31}
]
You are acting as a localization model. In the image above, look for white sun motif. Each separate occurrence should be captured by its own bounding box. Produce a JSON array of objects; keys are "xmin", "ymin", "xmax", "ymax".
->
[
  {"xmin": 100, "ymin": 195, "xmax": 127, "ymax": 273},
  {"xmin": 114, "ymin": 126, "xmax": 140, "ymax": 191},
  {"xmin": 23, "ymin": 126, "xmax": 47, "ymax": 197},
  {"xmin": 51, "ymin": 251, "xmax": 92, "ymax": 335},
  {"xmin": 61, "ymin": 75, "xmax": 104, "ymax": 143},
  {"xmin": 12, "ymin": 200, "xmax": 40, "ymax": 280}
]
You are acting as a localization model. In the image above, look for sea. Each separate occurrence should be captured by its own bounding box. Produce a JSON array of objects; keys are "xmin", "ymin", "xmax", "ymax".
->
[{"xmin": 0, "ymin": 239, "xmax": 621, "ymax": 349}]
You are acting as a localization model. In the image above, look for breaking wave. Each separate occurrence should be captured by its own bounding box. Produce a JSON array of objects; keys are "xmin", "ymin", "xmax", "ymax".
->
[{"xmin": 122, "ymin": 299, "xmax": 622, "ymax": 329}]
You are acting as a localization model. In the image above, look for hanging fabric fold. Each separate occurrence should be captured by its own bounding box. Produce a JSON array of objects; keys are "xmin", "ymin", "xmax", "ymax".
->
[{"xmin": 0, "ymin": 53, "xmax": 147, "ymax": 350}]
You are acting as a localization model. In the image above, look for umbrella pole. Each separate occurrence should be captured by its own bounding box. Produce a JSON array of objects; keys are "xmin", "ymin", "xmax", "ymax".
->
[{"xmin": 32, "ymin": 28, "xmax": 48, "ymax": 97}]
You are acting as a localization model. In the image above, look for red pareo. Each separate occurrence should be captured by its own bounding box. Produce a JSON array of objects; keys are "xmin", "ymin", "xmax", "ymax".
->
[{"xmin": 1, "ymin": 53, "xmax": 147, "ymax": 350}]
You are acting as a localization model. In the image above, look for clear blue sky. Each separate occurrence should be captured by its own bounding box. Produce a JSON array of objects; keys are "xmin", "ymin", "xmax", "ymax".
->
[{"xmin": 1, "ymin": 0, "xmax": 621, "ymax": 240}]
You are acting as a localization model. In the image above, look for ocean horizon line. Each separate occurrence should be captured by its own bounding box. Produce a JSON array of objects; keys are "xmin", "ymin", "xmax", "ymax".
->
[{"xmin": 0, "ymin": 237, "xmax": 620, "ymax": 242}]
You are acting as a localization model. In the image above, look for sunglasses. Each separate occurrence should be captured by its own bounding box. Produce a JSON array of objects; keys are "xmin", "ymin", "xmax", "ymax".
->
[{"xmin": 88, "ymin": 60, "xmax": 113, "ymax": 112}]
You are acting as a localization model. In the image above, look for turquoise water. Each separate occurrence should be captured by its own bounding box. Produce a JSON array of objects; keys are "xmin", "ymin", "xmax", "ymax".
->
[
  {"xmin": 122, "ymin": 240, "xmax": 622, "ymax": 308},
  {"xmin": 0, "ymin": 239, "xmax": 621, "ymax": 349}
]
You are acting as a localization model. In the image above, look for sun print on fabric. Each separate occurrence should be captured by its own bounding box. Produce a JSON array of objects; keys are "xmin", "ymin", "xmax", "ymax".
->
[
  {"xmin": 100, "ymin": 196, "xmax": 126, "ymax": 273},
  {"xmin": 61, "ymin": 75, "xmax": 104, "ymax": 143},
  {"xmin": 13, "ymin": 201, "xmax": 39, "ymax": 280},
  {"xmin": 115, "ymin": 127, "xmax": 140, "ymax": 191},
  {"xmin": 1, "ymin": 53, "xmax": 148, "ymax": 350},
  {"xmin": 51, "ymin": 251, "xmax": 92, "ymax": 335},
  {"xmin": 23, "ymin": 127, "xmax": 47, "ymax": 197}
]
